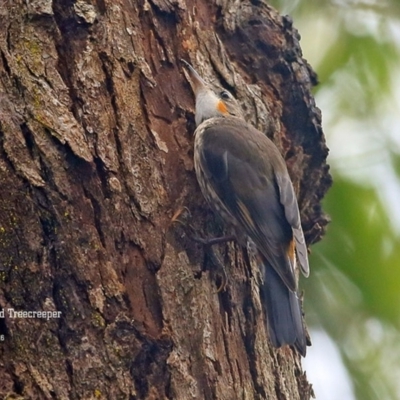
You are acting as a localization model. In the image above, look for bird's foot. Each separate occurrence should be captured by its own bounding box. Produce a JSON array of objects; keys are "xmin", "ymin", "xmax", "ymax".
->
[
  {"xmin": 191, "ymin": 234, "xmax": 235, "ymax": 247},
  {"xmin": 205, "ymin": 246, "xmax": 228, "ymax": 292},
  {"xmin": 170, "ymin": 208, "xmax": 233, "ymax": 292},
  {"xmin": 191, "ymin": 234, "xmax": 235, "ymax": 292},
  {"xmin": 170, "ymin": 206, "xmax": 191, "ymax": 226}
]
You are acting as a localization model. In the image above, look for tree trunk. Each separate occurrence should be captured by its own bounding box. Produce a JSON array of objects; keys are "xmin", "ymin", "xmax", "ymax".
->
[{"xmin": 0, "ymin": 0, "xmax": 330, "ymax": 399}]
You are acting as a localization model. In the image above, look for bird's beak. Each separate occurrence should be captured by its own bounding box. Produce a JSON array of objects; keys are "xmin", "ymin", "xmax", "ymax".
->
[{"xmin": 181, "ymin": 59, "xmax": 208, "ymax": 96}]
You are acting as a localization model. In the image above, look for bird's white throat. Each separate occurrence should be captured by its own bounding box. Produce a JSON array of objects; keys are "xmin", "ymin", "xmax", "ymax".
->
[{"xmin": 195, "ymin": 90, "xmax": 221, "ymax": 126}]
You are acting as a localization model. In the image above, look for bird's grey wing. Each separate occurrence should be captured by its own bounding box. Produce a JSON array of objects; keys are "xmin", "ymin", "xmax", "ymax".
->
[
  {"xmin": 199, "ymin": 122, "xmax": 297, "ymax": 291},
  {"xmin": 275, "ymin": 173, "xmax": 309, "ymax": 277}
]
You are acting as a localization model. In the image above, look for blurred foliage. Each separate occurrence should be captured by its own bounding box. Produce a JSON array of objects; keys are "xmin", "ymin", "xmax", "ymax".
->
[
  {"xmin": 305, "ymin": 178, "xmax": 400, "ymax": 399},
  {"xmin": 270, "ymin": 0, "xmax": 400, "ymax": 399},
  {"xmin": 309, "ymin": 178, "xmax": 400, "ymax": 324}
]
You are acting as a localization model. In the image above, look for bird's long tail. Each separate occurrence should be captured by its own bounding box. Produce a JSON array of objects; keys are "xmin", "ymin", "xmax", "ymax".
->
[{"xmin": 260, "ymin": 258, "xmax": 307, "ymax": 356}]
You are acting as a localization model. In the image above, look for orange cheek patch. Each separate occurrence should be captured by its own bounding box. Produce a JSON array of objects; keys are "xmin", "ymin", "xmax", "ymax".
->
[{"xmin": 217, "ymin": 100, "xmax": 228, "ymax": 114}]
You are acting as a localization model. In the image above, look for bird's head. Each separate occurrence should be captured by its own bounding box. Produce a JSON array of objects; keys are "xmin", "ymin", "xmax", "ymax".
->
[{"xmin": 181, "ymin": 59, "xmax": 243, "ymax": 126}]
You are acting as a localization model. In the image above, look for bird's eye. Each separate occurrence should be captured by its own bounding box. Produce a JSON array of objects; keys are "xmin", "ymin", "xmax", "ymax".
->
[{"xmin": 219, "ymin": 90, "xmax": 231, "ymax": 100}]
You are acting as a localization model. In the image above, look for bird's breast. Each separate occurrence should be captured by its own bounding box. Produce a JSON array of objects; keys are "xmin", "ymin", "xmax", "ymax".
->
[{"xmin": 193, "ymin": 123, "xmax": 240, "ymax": 230}]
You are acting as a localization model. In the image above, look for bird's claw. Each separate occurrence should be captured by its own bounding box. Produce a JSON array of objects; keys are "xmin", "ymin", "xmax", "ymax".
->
[
  {"xmin": 170, "ymin": 206, "xmax": 191, "ymax": 226},
  {"xmin": 205, "ymin": 246, "xmax": 228, "ymax": 293}
]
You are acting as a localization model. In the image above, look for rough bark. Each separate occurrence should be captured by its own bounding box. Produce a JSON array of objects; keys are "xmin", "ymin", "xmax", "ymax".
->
[{"xmin": 0, "ymin": 0, "xmax": 330, "ymax": 399}]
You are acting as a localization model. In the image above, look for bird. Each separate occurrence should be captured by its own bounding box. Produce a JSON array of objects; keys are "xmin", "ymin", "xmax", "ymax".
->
[{"xmin": 181, "ymin": 59, "xmax": 310, "ymax": 356}]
